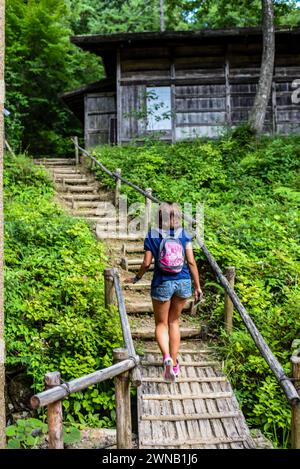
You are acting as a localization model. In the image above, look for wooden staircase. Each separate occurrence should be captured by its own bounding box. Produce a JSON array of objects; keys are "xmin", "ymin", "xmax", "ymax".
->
[{"xmin": 34, "ymin": 157, "xmax": 256, "ymax": 449}]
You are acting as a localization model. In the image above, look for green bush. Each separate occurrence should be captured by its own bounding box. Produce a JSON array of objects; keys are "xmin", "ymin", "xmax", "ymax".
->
[
  {"xmin": 91, "ymin": 133, "xmax": 300, "ymax": 446},
  {"xmin": 4, "ymin": 154, "xmax": 122, "ymax": 427}
]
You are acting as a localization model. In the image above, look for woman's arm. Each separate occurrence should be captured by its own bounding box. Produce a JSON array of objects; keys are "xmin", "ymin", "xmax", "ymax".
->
[
  {"xmin": 185, "ymin": 245, "xmax": 203, "ymax": 302},
  {"xmin": 125, "ymin": 250, "xmax": 153, "ymax": 283}
]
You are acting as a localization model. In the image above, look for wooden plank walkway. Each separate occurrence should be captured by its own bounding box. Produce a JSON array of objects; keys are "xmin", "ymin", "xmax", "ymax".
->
[{"xmin": 34, "ymin": 157, "xmax": 256, "ymax": 449}]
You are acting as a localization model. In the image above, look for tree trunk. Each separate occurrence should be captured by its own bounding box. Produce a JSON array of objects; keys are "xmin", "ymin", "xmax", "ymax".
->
[
  {"xmin": 249, "ymin": 0, "xmax": 275, "ymax": 133},
  {"xmin": 0, "ymin": 0, "xmax": 6, "ymax": 450}
]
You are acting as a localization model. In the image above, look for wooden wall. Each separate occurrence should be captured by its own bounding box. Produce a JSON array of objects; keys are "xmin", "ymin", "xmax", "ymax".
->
[
  {"xmin": 115, "ymin": 38, "xmax": 300, "ymax": 144},
  {"xmin": 85, "ymin": 92, "xmax": 116, "ymax": 147}
]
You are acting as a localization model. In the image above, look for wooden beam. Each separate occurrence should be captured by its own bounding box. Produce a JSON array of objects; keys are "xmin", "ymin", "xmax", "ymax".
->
[
  {"xmin": 114, "ymin": 348, "xmax": 132, "ymax": 449},
  {"xmin": 142, "ymin": 392, "xmax": 232, "ymax": 400},
  {"xmin": 104, "ymin": 268, "xmax": 115, "ymax": 308},
  {"xmin": 291, "ymin": 355, "xmax": 300, "ymax": 449},
  {"xmin": 31, "ymin": 358, "xmax": 136, "ymax": 409},
  {"xmin": 113, "ymin": 269, "xmax": 142, "ymax": 387},
  {"xmin": 45, "ymin": 372, "xmax": 64, "ymax": 449},
  {"xmin": 116, "ymin": 49, "xmax": 121, "ymax": 145},
  {"xmin": 141, "ymin": 361, "xmax": 219, "ymax": 367},
  {"xmin": 224, "ymin": 266, "xmax": 235, "ymax": 333},
  {"xmin": 225, "ymin": 56, "xmax": 232, "ymax": 125},
  {"xmin": 196, "ymin": 232, "xmax": 300, "ymax": 405},
  {"xmin": 141, "ymin": 376, "xmax": 227, "ymax": 383},
  {"xmin": 142, "ymin": 411, "xmax": 241, "ymax": 421},
  {"xmin": 141, "ymin": 436, "xmax": 247, "ymax": 447}
]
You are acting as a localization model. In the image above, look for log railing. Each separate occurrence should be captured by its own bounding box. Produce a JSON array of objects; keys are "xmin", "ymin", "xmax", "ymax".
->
[
  {"xmin": 71, "ymin": 137, "xmax": 300, "ymax": 448},
  {"xmin": 31, "ymin": 268, "xmax": 140, "ymax": 449}
]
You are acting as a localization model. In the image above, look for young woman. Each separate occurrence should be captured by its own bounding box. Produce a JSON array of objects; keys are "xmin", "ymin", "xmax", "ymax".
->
[{"xmin": 126, "ymin": 202, "xmax": 203, "ymax": 382}]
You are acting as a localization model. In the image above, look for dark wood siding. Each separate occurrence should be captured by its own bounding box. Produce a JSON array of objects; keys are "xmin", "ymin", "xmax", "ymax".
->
[
  {"xmin": 89, "ymin": 36, "xmax": 300, "ymax": 144},
  {"xmin": 85, "ymin": 93, "xmax": 116, "ymax": 147}
]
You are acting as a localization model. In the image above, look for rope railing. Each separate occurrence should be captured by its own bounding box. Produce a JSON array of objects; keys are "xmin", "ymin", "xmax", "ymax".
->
[{"xmin": 72, "ymin": 137, "xmax": 300, "ymax": 407}]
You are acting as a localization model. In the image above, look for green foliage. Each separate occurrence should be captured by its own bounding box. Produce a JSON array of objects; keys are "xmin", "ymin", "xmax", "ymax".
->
[
  {"xmin": 91, "ymin": 132, "xmax": 300, "ymax": 447},
  {"xmin": 6, "ymin": 418, "xmax": 81, "ymax": 449},
  {"xmin": 6, "ymin": 418, "xmax": 48, "ymax": 449},
  {"xmin": 5, "ymin": 0, "xmax": 102, "ymax": 154},
  {"xmin": 4, "ymin": 154, "xmax": 122, "ymax": 426}
]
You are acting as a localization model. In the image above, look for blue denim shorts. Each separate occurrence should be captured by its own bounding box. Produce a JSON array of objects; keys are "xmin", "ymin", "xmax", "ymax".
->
[{"xmin": 151, "ymin": 279, "xmax": 192, "ymax": 301}]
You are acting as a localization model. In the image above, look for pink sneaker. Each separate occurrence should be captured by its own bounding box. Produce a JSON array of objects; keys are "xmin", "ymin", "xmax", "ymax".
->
[
  {"xmin": 173, "ymin": 359, "xmax": 180, "ymax": 377},
  {"xmin": 163, "ymin": 355, "xmax": 175, "ymax": 382}
]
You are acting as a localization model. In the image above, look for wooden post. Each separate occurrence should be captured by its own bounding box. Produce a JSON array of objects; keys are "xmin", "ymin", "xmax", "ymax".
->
[
  {"xmin": 224, "ymin": 266, "xmax": 235, "ymax": 333},
  {"xmin": 145, "ymin": 188, "xmax": 152, "ymax": 232},
  {"xmin": 113, "ymin": 348, "xmax": 132, "ymax": 449},
  {"xmin": 104, "ymin": 268, "xmax": 115, "ymax": 308},
  {"xmin": 73, "ymin": 136, "xmax": 79, "ymax": 166},
  {"xmin": 114, "ymin": 168, "xmax": 121, "ymax": 207},
  {"xmin": 45, "ymin": 372, "xmax": 64, "ymax": 449},
  {"xmin": 291, "ymin": 355, "xmax": 300, "ymax": 449}
]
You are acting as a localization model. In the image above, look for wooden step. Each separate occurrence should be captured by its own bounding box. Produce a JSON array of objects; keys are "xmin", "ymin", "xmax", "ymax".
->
[
  {"xmin": 121, "ymin": 258, "xmax": 154, "ymax": 271},
  {"xmin": 61, "ymin": 178, "xmax": 91, "ymax": 184},
  {"xmin": 140, "ymin": 360, "xmax": 219, "ymax": 367},
  {"xmin": 141, "ymin": 391, "xmax": 232, "ymax": 400},
  {"xmin": 141, "ymin": 348, "xmax": 211, "ymax": 354},
  {"xmin": 64, "ymin": 185, "xmax": 98, "ymax": 192},
  {"xmin": 96, "ymin": 232, "xmax": 144, "ymax": 241},
  {"xmin": 132, "ymin": 325, "xmax": 200, "ymax": 339},
  {"xmin": 141, "ymin": 376, "xmax": 226, "ymax": 384},
  {"xmin": 72, "ymin": 209, "xmax": 100, "ymax": 217},
  {"xmin": 71, "ymin": 201, "xmax": 108, "ymax": 208},
  {"xmin": 126, "ymin": 298, "xmax": 193, "ymax": 314},
  {"xmin": 142, "ymin": 411, "xmax": 240, "ymax": 421},
  {"xmin": 140, "ymin": 436, "xmax": 247, "ymax": 447},
  {"xmin": 35, "ymin": 159, "xmax": 76, "ymax": 165},
  {"xmin": 62, "ymin": 194, "xmax": 109, "ymax": 201},
  {"xmin": 122, "ymin": 243, "xmax": 144, "ymax": 255},
  {"xmin": 124, "ymin": 282, "xmax": 151, "ymax": 291}
]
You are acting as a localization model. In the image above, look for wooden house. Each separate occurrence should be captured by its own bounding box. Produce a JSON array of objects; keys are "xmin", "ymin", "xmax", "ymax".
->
[{"xmin": 61, "ymin": 27, "xmax": 300, "ymax": 147}]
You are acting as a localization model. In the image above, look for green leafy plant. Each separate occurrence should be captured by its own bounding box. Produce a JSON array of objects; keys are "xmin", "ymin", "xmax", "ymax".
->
[
  {"xmin": 6, "ymin": 418, "xmax": 81, "ymax": 449},
  {"xmin": 4, "ymin": 154, "xmax": 123, "ymax": 427}
]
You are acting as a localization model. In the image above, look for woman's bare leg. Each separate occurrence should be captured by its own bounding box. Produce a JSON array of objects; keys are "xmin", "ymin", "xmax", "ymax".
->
[
  {"xmin": 169, "ymin": 295, "xmax": 187, "ymax": 363},
  {"xmin": 152, "ymin": 298, "xmax": 171, "ymax": 357}
]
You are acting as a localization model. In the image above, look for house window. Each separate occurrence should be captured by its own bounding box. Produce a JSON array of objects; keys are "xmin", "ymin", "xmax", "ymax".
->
[{"xmin": 146, "ymin": 86, "xmax": 172, "ymax": 131}]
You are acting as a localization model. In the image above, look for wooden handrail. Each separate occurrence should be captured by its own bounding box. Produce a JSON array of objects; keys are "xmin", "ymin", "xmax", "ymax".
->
[
  {"xmin": 72, "ymin": 137, "xmax": 300, "ymax": 406},
  {"xmin": 31, "ymin": 358, "xmax": 136, "ymax": 409},
  {"xmin": 112, "ymin": 268, "xmax": 141, "ymax": 386}
]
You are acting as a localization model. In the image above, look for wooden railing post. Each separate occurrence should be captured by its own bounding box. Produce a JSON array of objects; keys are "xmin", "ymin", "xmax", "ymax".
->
[
  {"xmin": 224, "ymin": 266, "xmax": 235, "ymax": 333},
  {"xmin": 104, "ymin": 268, "xmax": 115, "ymax": 308},
  {"xmin": 145, "ymin": 188, "xmax": 152, "ymax": 231},
  {"xmin": 73, "ymin": 136, "xmax": 79, "ymax": 166},
  {"xmin": 45, "ymin": 372, "xmax": 64, "ymax": 449},
  {"xmin": 291, "ymin": 354, "xmax": 300, "ymax": 448},
  {"xmin": 113, "ymin": 348, "xmax": 132, "ymax": 449},
  {"xmin": 114, "ymin": 168, "xmax": 121, "ymax": 207}
]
